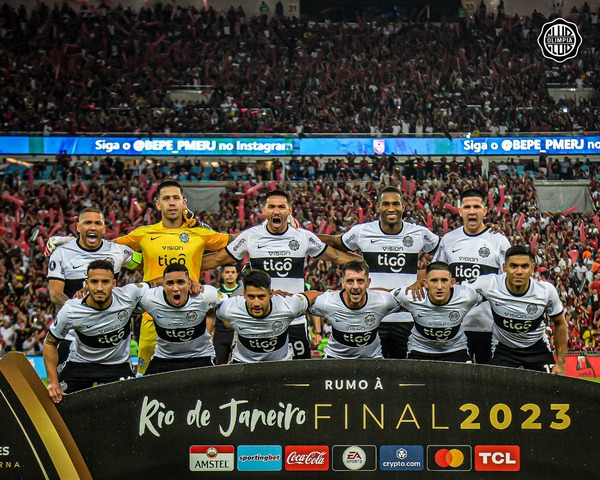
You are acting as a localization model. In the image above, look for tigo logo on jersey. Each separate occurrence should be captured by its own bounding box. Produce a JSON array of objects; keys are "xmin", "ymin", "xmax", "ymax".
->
[
  {"xmin": 475, "ymin": 445, "xmax": 520, "ymax": 471},
  {"xmin": 237, "ymin": 445, "xmax": 282, "ymax": 471},
  {"xmin": 427, "ymin": 445, "xmax": 472, "ymax": 471},
  {"xmin": 284, "ymin": 445, "xmax": 328, "ymax": 471},
  {"xmin": 380, "ymin": 445, "xmax": 424, "ymax": 471},
  {"xmin": 189, "ymin": 445, "xmax": 234, "ymax": 471},
  {"xmin": 332, "ymin": 445, "xmax": 376, "ymax": 471}
]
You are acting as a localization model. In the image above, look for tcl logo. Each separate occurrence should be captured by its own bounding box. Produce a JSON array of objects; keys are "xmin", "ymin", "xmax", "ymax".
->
[
  {"xmin": 285, "ymin": 446, "xmax": 328, "ymax": 471},
  {"xmin": 475, "ymin": 445, "xmax": 520, "ymax": 471}
]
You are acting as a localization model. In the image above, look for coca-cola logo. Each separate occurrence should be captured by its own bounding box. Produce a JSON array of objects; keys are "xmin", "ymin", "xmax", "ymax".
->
[
  {"xmin": 287, "ymin": 451, "xmax": 326, "ymax": 464},
  {"xmin": 285, "ymin": 446, "xmax": 329, "ymax": 471}
]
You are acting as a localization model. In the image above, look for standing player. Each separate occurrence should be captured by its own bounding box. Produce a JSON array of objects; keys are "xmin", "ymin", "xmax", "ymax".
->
[
  {"xmin": 433, "ymin": 188, "xmax": 511, "ymax": 364},
  {"xmin": 309, "ymin": 260, "xmax": 400, "ymax": 359},
  {"xmin": 201, "ymin": 190, "xmax": 358, "ymax": 360},
  {"xmin": 213, "ymin": 265, "xmax": 242, "ymax": 365},
  {"xmin": 43, "ymin": 260, "xmax": 149, "ymax": 403},
  {"xmin": 318, "ymin": 186, "xmax": 439, "ymax": 359},
  {"xmin": 215, "ymin": 270, "xmax": 322, "ymax": 363},
  {"xmin": 139, "ymin": 264, "xmax": 224, "ymax": 373},
  {"xmin": 470, "ymin": 245, "xmax": 567, "ymax": 374},
  {"xmin": 392, "ymin": 262, "xmax": 483, "ymax": 362},
  {"xmin": 47, "ymin": 207, "xmax": 137, "ymax": 308},
  {"xmin": 47, "ymin": 207, "xmax": 137, "ymax": 362},
  {"xmin": 114, "ymin": 180, "xmax": 231, "ymax": 374}
]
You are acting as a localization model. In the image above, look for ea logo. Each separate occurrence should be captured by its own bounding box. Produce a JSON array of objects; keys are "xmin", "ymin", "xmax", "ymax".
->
[
  {"xmin": 537, "ymin": 18, "xmax": 582, "ymax": 63},
  {"xmin": 342, "ymin": 446, "xmax": 366, "ymax": 471},
  {"xmin": 435, "ymin": 448, "xmax": 464, "ymax": 468}
]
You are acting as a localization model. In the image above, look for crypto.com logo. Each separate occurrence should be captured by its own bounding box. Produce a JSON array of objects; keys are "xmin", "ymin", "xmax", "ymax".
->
[{"xmin": 537, "ymin": 18, "xmax": 582, "ymax": 63}]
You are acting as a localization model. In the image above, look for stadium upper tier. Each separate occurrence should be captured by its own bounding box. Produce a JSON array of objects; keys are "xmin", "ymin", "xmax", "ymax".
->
[{"xmin": 0, "ymin": 2, "xmax": 598, "ymax": 135}]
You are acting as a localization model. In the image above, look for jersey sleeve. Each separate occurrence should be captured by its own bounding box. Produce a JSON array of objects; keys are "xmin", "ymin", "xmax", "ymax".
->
[
  {"xmin": 46, "ymin": 249, "xmax": 66, "ymax": 280},
  {"xmin": 286, "ymin": 294, "xmax": 310, "ymax": 317},
  {"xmin": 390, "ymin": 287, "xmax": 412, "ymax": 311},
  {"xmin": 117, "ymin": 244, "xmax": 135, "ymax": 271},
  {"xmin": 200, "ymin": 229, "xmax": 229, "ymax": 252},
  {"xmin": 308, "ymin": 293, "xmax": 327, "ymax": 317},
  {"xmin": 49, "ymin": 305, "xmax": 74, "ymax": 340},
  {"xmin": 124, "ymin": 282, "xmax": 151, "ymax": 304},
  {"xmin": 467, "ymin": 274, "xmax": 495, "ymax": 296},
  {"xmin": 201, "ymin": 285, "xmax": 226, "ymax": 309},
  {"xmin": 341, "ymin": 224, "xmax": 362, "ymax": 251},
  {"xmin": 303, "ymin": 230, "xmax": 328, "ymax": 258},
  {"xmin": 462, "ymin": 284, "xmax": 486, "ymax": 307},
  {"xmin": 381, "ymin": 290, "xmax": 403, "ymax": 314},
  {"xmin": 432, "ymin": 236, "xmax": 448, "ymax": 263},
  {"xmin": 420, "ymin": 227, "xmax": 440, "ymax": 253},
  {"xmin": 226, "ymin": 229, "xmax": 250, "ymax": 261},
  {"xmin": 546, "ymin": 284, "xmax": 564, "ymax": 317},
  {"xmin": 115, "ymin": 227, "xmax": 146, "ymax": 251}
]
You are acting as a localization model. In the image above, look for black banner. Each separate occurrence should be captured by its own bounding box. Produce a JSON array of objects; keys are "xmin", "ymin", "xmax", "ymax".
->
[{"xmin": 1, "ymin": 353, "xmax": 599, "ymax": 479}]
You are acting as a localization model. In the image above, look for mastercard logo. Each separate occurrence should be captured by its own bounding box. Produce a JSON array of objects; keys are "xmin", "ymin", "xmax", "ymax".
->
[
  {"xmin": 435, "ymin": 448, "xmax": 464, "ymax": 468},
  {"xmin": 427, "ymin": 446, "xmax": 472, "ymax": 471}
]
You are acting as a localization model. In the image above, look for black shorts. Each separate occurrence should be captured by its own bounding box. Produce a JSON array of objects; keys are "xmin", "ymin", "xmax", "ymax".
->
[
  {"xmin": 288, "ymin": 323, "xmax": 311, "ymax": 359},
  {"xmin": 378, "ymin": 321, "xmax": 412, "ymax": 359},
  {"xmin": 58, "ymin": 361, "xmax": 135, "ymax": 394},
  {"xmin": 407, "ymin": 349, "xmax": 471, "ymax": 363},
  {"xmin": 145, "ymin": 356, "xmax": 214, "ymax": 375},
  {"xmin": 213, "ymin": 328, "xmax": 235, "ymax": 365},
  {"xmin": 491, "ymin": 339, "xmax": 555, "ymax": 372}
]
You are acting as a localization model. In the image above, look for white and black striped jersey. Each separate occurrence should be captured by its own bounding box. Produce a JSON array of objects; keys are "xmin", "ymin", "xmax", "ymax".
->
[
  {"xmin": 341, "ymin": 220, "xmax": 439, "ymax": 323},
  {"xmin": 139, "ymin": 285, "xmax": 225, "ymax": 360},
  {"xmin": 309, "ymin": 290, "xmax": 400, "ymax": 358},
  {"xmin": 216, "ymin": 293, "xmax": 309, "ymax": 363},
  {"xmin": 49, "ymin": 283, "xmax": 149, "ymax": 364},
  {"xmin": 470, "ymin": 273, "xmax": 564, "ymax": 349},
  {"xmin": 392, "ymin": 285, "xmax": 484, "ymax": 354},
  {"xmin": 226, "ymin": 224, "xmax": 326, "ymax": 325},
  {"xmin": 47, "ymin": 240, "xmax": 135, "ymax": 297},
  {"xmin": 434, "ymin": 227, "xmax": 510, "ymax": 333}
]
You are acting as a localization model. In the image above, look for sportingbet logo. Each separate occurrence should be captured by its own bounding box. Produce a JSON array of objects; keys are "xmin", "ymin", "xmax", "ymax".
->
[
  {"xmin": 475, "ymin": 445, "xmax": 520, "ymax": 471},
  {"xmin": 284, "ymin": 445, "xmax": 328, "ymax": 471},
  {"xmin": 189, "ymin": 445, "xmax": 234, "ymax": 471},
  {"xmin": 427, "ymin": 445, "xmax": 472, "ymax": 471}
]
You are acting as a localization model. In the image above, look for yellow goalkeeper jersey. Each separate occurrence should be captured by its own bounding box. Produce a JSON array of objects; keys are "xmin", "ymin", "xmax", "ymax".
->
[{"xmin": 115, "ymin": 222, "xmax": 229, "ymax": 282}]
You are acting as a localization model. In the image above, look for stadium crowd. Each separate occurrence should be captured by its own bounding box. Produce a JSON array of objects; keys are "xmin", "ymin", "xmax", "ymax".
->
[
  {"xmin": 1, "ymin": 152, "xmax": 600, "ymax": 356},
  {"xmin": 0, "ymin": 1, "xmax": 599, "ymax": 135}
]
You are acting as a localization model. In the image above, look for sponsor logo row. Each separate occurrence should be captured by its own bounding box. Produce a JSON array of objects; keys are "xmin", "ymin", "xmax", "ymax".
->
[{"xmin": 189, "ymin": 444, "xmax": 520, "ymax": 472}]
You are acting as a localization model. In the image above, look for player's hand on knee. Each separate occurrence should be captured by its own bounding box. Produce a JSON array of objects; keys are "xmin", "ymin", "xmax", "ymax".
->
[{"xmin": 47, "ymin": 383, "xmax": 66, "ymax": 403}]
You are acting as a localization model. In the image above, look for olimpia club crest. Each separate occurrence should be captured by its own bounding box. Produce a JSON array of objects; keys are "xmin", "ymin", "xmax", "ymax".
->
[
  {"xmin": 537, "ymin": 18, "xmax": 582, "ymax": 63},
  {"xmin": 373, "ymin": 139, "xmax": 386, "ymax": 155}
]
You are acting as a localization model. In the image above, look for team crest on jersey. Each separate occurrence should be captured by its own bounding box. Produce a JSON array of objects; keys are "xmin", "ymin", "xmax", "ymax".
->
[
  {"xmin": 117, "ymin": 310, "xmax": 129, "ymax": 321},
  {"xmin": 403, "ymin": 236, "xmax": 414, "ymax": 247},
  {"xmin": 478, "ymin": 247, "xmax": 490, "ymax": 258},
  {"xmin": 449, "ymin": 311, "xmax": 460, "ymax": 322},
  {"xmin": 49, "ymin": 261, "xmax": 56, "ymax": 271},
  {"xmin": 186, "ymin": 311, "xmax": 198, "ymax": 322},
  {"xmin": 289, "ymin": 240, "xmax": 300, "ymax": 251},
  {"xmin": 364, "ymin": 314, "xmax": 376, "ymax": 327},
  {"xmin": 526, "ymin": 304, "xmax": 538, "ymax": 315},
  {"xmin": 272, "ymin": 320, "xmax": 285, "ymax": 333},
  {"xmin": 179, "ymin": 233, "xmax": 190, "ymax": 243}
]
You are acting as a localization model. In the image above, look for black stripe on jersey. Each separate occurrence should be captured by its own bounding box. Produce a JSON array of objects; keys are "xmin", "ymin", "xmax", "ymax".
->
[
  {"xmin": 491, "ymin": 310, "xmax": 545, "ymax": 333},
  {"xmin": 155, "ymin": 321, "xmax": 206, "ymax": 343},
  {"xmin": 250, "ymin": 257, "xmax": 305, "ymax": 279},
  {"xmin": 237, "ymin": 332, "xmax": 288, "ymax": 352},
  {"xmin": 414, "ymin": 322, "xmax": 461, "ymax": 341},
  {"xmin": 449, "ymin": 263, "xmax": 499, "ymax": 283},
  {"xmin": 362, "ymin": 252, "xmax": 418, "ymax": 274},
  {"xmin": 75, "ymin": 324, "xmax": 130, "ymax": 349},
  {"xmin": 331, "ymin": 328, "xmax": 378, "ymax": 347}
]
